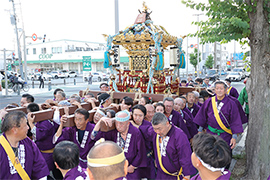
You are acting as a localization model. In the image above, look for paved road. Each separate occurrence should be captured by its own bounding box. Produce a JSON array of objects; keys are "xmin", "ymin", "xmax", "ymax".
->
[
  {"xmin": 0, "ymin": 81, "xmax": 101, "ymax": 109},
  {"xmin": 0, "ymin": 77, "xmax": 245, "ymax": 109}
]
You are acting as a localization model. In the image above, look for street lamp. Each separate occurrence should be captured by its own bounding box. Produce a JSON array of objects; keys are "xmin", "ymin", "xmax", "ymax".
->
[
  {"xmin": 115, "ymin": 0, "xmax": 119, "ymax": 34},
  {"xmin": 193, "ymin": 13, "xmax": 203, "ymax": 76}
]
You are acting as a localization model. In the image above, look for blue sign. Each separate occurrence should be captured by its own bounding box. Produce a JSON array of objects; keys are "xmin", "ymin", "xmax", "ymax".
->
[{"xmin": 233, "ymin": 53, "xmax": 244, "ymax": 60}]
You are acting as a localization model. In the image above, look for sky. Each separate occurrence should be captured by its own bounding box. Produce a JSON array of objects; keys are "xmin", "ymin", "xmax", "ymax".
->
[{"xmin": 0, "ymin": 0, "xmax": 247, "ymax": 55}]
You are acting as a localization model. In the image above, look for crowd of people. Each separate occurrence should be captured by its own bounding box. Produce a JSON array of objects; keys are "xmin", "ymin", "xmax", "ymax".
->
[{"xmin": 0, "ymin": 78, "xmax": 252, "ymax": 180}]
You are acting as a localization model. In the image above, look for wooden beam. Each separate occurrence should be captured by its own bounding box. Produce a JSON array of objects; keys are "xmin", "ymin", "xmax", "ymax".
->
[
  {"xmin": 6, "ymin": 107, "xmax": 28, "ymax": 114},
  {"xmin": 80, "ymin": 90, "xmax": 179, "ymax": 102},
  {"xmin": 32, "ymin": 109, "xmax": 54, "ymax": 122}
]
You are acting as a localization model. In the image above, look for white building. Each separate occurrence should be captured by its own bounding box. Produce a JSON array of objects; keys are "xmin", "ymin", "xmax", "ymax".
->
[{"xmin": 15, "ymin": 39, "xmax": 129, "ymax": 74}]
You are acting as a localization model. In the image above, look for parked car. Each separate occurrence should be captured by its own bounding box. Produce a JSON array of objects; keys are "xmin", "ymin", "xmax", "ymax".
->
[
  {"xmin": 49, "ymin": 71, "xmax": 66, "ymax": 79},
  {"xmin": 29, "ymin": 73, "xmax": 52, "ymax": 81},
  {"xmin": 219, "ymin": 70, "xmax": 227, "ymax": 75},
  {"xmin": 68, "ymin": 71, "xmax": 77, "ymax": 78},
  {"xmin": 206, "ymin": 69, "xmax": 219, "ymax": 81},
  {"xmin": 61, "ymin": 70, "xmax": 69, "ymax": 78},
  {"xmin": 226, "ymin": 72, "xmax": 242, "ymax": 81},
  {"xmin": 232, "ymin": 68, "xmax": 245, "ymax": 79},
  {"xmin": 83, "ymin": 72, "xmax": 107, "ymax": 82}
]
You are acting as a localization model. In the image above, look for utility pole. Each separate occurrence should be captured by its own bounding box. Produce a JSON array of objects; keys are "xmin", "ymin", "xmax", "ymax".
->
[
  {"xmin": 186, "ymin": 37, "xmax": 189, "ymax": 77},
  {"xmin": 114, "ymin": 0, "xmax": 119, "ymax": 34},
  {"xmin": 193, "ymin": 13, "xmax": 203, "ymax": 76},
  {"xmin": 4, "ymin": 49, "xmax": 8, "ymax": 96},
  {"xmin": 18, "ymin": 0, "xmax": 28, "ymax": 82},
  {"xmin": 11, "ymin": 0, "xmax": 23, "ymax": 77}
]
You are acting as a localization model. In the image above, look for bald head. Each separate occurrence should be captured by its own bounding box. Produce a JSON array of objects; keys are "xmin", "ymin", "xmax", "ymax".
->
[
  {"xmin": 89, "ymin": 141, "xmax": 122, "ymax": 159},
  {"xmin": 145, "ymin": 104, "xmax": 155, "ymax": 122},
  {"xmin": 87, "ymin": 141, "xmax": 127, "ymax": 180},
  {"xmin": 117, "ymin": 111, "xmax": 128, "ymax": 119}
]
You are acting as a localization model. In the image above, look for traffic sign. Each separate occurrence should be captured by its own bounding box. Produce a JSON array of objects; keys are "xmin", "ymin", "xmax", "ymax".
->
[
  {"xmin": 32, "ymin": 33, "xmax": 37, "ymax": 41},
  {"xmin": 82, "ymin": 56, "xmax": 92, "ymax": 71}
]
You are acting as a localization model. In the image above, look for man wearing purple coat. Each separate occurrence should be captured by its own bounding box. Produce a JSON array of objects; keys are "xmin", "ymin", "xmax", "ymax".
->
[
  {"xmin": 139, "ymin": 113, "xmax": 196, "ymax": 179},
  {"xmin": 26, "ymin": 103, "xmax": 59, "ymax": 172},
  {"xmin": 87, "ymin": 141, "xmax": 128, "ymax": 180},
  {"xmin": 225, "ymin": 78, "xmax": 239, "ymax": 99},
  {"xmin": 91, "ymin": 110, "xmax": 147, "ymax": 179},
  {"xmin": 180, "ymin": 96, "xmax": 195, "ymax": 119},
  {"xmin": 53, "ymin": 141, "xmax": 89, "ymax": 180},
  {"xmin": 193, "ymin": 81, "xmax": 243, "ymax": 149},
  {"xmin": 174, "ymin": 98, "xmax": 198, "ymax": 139},
  {"xmin": 186, "ymin": 92, "xmax": 201, "ymax": 118},
  {"xmin": 0, "ymin": 111, "xmax": 49, "ymax": 179},
  {"xmin": 163, "ymin": 97, "xmax": 191, "ymax": 139},
  {"xmin": 54, "ymin": 108, "xmax": 97, "ymax": 168},
  {"xmin": 191, "ymin": 133, "xmax": 231, "ymax": 180}
]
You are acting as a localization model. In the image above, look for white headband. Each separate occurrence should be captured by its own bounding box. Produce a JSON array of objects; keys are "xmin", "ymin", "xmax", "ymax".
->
[
  {"xmin": 96, "ymin": 109, "xmax": 107, "ymax": 117},
  {"xmin": 197, "ymin": 155, "xmax": 225, "ymax": 172}
]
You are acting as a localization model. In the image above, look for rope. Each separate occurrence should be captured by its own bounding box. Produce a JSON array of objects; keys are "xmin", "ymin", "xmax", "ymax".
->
[
  {"xmin": 107, "ymin": 89, "xmax": 115, "ymax": 99},
  {"xmin": 194, "ymin": 85, "xmax": 202, "ymax": 93},
  {"xmin": 134, "ymin": 89, "xmax": 143, "ymax": 102},
  {"xmin": 109, "ymin": 67, "xmax": 120, "ymax": 92},
  {"xmin": 82, "ymin": 87, "xmax": 90, "ymax": 97}
]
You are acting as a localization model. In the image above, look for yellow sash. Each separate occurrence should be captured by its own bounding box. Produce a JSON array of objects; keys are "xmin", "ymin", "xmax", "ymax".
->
[
  {"xmin": 40, "ymin": 148, "xmax": 54, "ymax": 153},
  {"xmin": 156, "ymin": 135, "xmax": 183, "ymax": 180},
  {"xmin": 211, "ymin": 97, "xmax": 232, "ymax": 135},
  {"xmin": 227, "ymin": 86, "xmax": 232, "ymax": 95},
  {"xmin": 0, "ymin": 135, "xmax": 30, "ymax": 180}
]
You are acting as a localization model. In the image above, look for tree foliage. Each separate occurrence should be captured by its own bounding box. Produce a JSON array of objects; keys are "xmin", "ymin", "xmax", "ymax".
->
[
  {"xmin": 189, "ymin": 48, "xmax": 201, "ymax": 71},
  {"xmin": 182, "ymin": 0, "xmax": 256, "ymax": 44},
  {"xmin": 182, "ymin": 0, "xmax": 270, "ymax": 179},
  {"xmin": 205, "ymin": 54, "xmax": 214, "ymax": 69}
]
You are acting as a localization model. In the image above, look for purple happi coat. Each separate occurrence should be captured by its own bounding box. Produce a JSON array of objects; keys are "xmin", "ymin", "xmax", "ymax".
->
[
  {"xmin": 183, "ymin": 107, "xmax": 194, "ymax": 119},
  {"xmin": 193, "ymin": 95, "xmax": 243, "ymax": 146},
  {"xmin": 138, "ymin": 120, "xmax": 156, "ymax": 179},
  {"xmin": 99, "ymin": 123, "xmax": 147, "ymax": 179},
  {"xmin": 197, "ymin": 102, "xmax": 203, "ymax": 107},
  {"xmin": 187, "ymin": 103, "xmax": 200, "ymax": 118},
  {"xmin": 139, "ymin": 124, "xmax": 196, "ymax": 180},
  {"xmin": 180, "ymin": 110, "xmax": 198, "ymax": 138},
  {"xmin": 0, "ymin": 134, "xmax": 49, "ymax": 179},
  {"xmin": 168, "ymin": 110, "xmax": 191, "ymax": 139},
  {"xmin": 190, "ymin": 171, "xmax": 231, "ymax": 180},
  {"xmin": 56, "ymin": 122, "xmax": 96, "ymax": 168},
  {"xmin": 63, "ymin": 165, "xmax": 88, "ymax": 180},
  {"xmin": 33, "ymin": 120, "xmax": 59, "ymax": 171},
  {"xmin": 228, "ymin": 86, "xmax": 239, "ymax": 99},
  {"xmin": 228, "ymin": 96, "xmax": 248, "ymax": 124}
]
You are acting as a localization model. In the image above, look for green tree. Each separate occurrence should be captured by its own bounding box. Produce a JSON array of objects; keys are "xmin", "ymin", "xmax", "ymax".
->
[
  {"xmin": 189, "ymin": 48, "xmax": 201, "ymax": 71},
  {"xmin": 182, "ymin": 0, "xmax": 270, "ymax": 179},
  {"xmin": 205, "ymin": 54, "xmax": 214, "ymax": 69}
]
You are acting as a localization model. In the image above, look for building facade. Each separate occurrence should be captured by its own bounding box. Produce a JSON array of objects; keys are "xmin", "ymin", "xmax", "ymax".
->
[{"xmin": 19, "ymin": 39, "xmax": 129, "ymax": 74}]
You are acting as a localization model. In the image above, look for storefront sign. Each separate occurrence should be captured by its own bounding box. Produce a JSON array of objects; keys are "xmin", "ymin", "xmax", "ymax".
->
[{"xmin": 39, "ymin": 54, "xmax": 53, "ymax": 60}]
